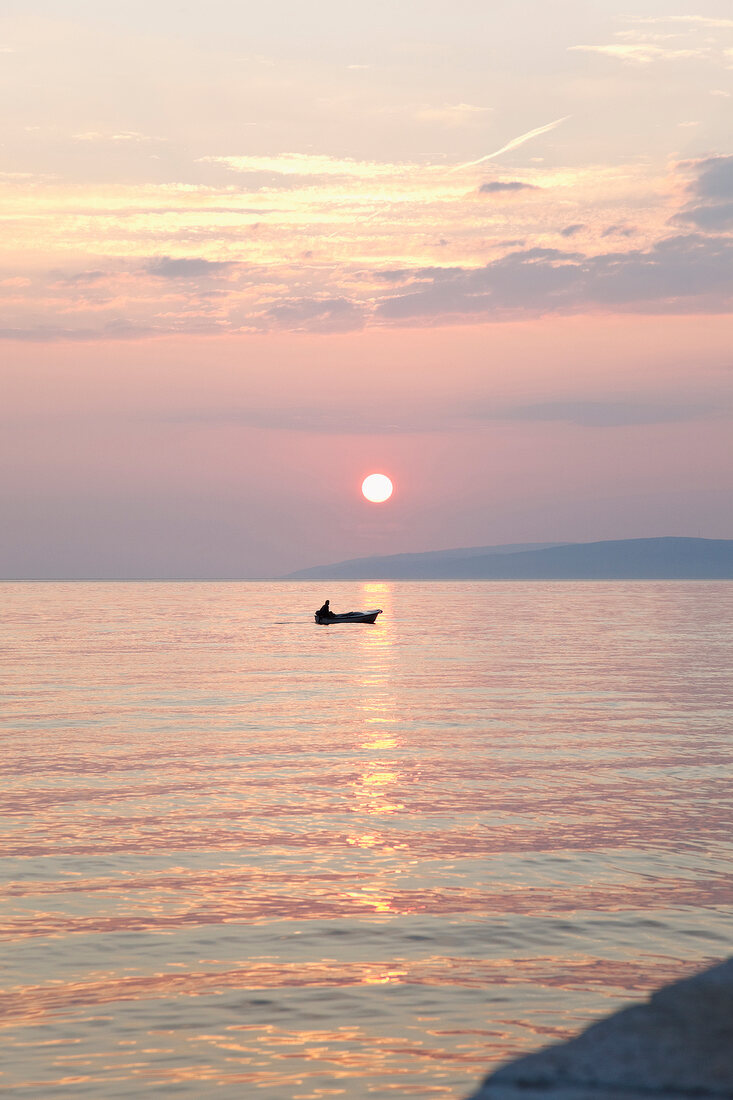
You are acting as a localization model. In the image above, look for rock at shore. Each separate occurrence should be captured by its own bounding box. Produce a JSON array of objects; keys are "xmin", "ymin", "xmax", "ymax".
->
[{"xmin": 469, "ymin": 957, "xmax": 733, "ymax": 1100}]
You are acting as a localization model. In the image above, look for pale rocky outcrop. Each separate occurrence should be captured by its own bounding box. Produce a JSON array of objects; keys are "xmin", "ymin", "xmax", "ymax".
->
[{"xmin": 469, "ymin": 957, "xmax": 733, "ymax": 1100}]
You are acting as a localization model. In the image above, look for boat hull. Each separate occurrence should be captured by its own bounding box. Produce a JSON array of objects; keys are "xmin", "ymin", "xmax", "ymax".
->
[{"xmin": 315, "ymin": 609, "xmax": 382, "ymax": 625}]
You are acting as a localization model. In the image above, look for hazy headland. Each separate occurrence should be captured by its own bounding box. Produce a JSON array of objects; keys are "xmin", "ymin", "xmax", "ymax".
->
[{"xmin": 285, "ymin": 537, "xmax": 733, "ymax": 581}]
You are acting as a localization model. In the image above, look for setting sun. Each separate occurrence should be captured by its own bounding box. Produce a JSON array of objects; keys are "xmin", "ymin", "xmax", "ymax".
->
[{"xmin": 361, "ymin": 474, "xmax": 393, "ymax": 503}]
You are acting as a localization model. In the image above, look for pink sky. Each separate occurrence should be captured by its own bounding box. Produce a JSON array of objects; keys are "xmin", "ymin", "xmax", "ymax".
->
[{"xmin": 1, "ymin": 2, "xmax": 732, "ymax": 576}]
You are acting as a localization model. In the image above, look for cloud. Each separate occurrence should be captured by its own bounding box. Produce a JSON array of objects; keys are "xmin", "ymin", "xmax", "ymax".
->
[
  {"xmin": 144, "ymin": 257, "xmax": 238, "ymax": 279},
  {"xmin": 374, "ymin": 234, "xmax": 733, "ymax": 321},
  {"xmin": 4, "ymin": 152, "xmax": 733, "ymax": 341},
  {"xmin": 689, "ymin": 155, "xmax": 733, "ymax": 201},
  {"xmin": 601, "ymin": 224, "xmax": 636, "ymax": 238},
  {"xmin": 153, "ymin": 404, "xmax": 441, "ymax": 435},
  {"xmin": 0, "ymin": 171, "xmax": 51, "ymax": 182},
  {"xmin": 0, "ymin": 322, "xmax": 157, "ymax": 341},
  {"xmin": 479, "ymin": 180, "xmax": 538, "ymax": 194},
  {"xmin": 675, "ymin": 203, "xmax": 733, "ymax": 232},
  {"xmin": 5, "ymin": 227, "xmax": 733, "ymax": 340},
  {"xmin": 372, "ymin": 269, "xmax": 418, "ymax": 284},
  {"xmin": 490, "ymin": 399, "xmax": 721, "ymax": 427},
  {"xmin": 570, "ymin": 44, "xmax": 701, "ymax": 64},
  {"xmin": 72, "ymin": 130, "xmax": 162, "ymax": 144},
  {"xmin": 201, "ymin": 153, "xmax": 396, "ymax": 180},
  {"xmin": 570, "ymin": 15, "xmax": 733, "ymax": 68},
  {"xmin": 632, "ymin": 15, "xmax": 733, "ymax": 30},
  {"xmin": 261, "ymin": 296, "xmax": 364, "ymax": 333},
  {"xmin": 375, "ymin": 248, "xmax": 582, "ymax": 320},
  {"xmin": 51, "ymin": 270, "xmax": 109, "ymax": 285},
  {"xmin": 673, "ymin": 155, "xmax": 733, "ymax": 231},
  {"xmin": 154, "ymin": 395, "xmax": 725, "ymax": 436},
  {"xmin": 415, "ymin": 102, "xmax": 493, "ymax": 125},
  {"xmin": 0, "ymin": 277, "xmax": 32, "ymax": 288}
]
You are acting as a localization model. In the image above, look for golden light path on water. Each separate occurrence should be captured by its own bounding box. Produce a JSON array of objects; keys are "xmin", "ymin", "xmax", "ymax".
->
[{"xmin": 1, "ymin": 581, "xmax": 732, "ymax": 1098}]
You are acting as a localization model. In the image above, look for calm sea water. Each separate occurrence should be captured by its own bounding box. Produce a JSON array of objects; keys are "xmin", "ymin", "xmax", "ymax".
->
[{"xmin": 1, "ymin": 581, "xmax": 732, "ymax": 1099}]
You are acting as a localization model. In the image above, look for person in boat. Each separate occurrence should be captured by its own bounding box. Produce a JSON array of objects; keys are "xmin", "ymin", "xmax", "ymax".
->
[{"xmin": 316, "ymin": 599, "xmax": 334, "ymax": 620}]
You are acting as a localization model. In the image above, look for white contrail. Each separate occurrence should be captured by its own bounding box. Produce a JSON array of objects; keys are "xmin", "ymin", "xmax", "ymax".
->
[{"xmin": 450, "ymin": 115, "xmax": 571, "ymax": 171}]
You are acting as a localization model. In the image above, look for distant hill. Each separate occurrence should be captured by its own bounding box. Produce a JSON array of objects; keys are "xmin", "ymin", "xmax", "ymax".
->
[
  {"xmin": 285, "ymin": 542, "xmax": 566, "ymax": 580},
  {"xmin": 284, "ymin": 538, "xmax": 733, "ymax": 580}
]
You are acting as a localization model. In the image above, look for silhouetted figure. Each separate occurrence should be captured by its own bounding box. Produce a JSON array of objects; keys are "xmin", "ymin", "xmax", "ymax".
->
[{"xmin": 316, "ymin": 599, "xmax": 334, "ymax": 620}]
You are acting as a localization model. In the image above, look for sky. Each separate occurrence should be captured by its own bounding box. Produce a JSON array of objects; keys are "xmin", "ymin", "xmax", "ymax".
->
[{"xmin": 2, "ymin": 0, "xmax": 732, "ymax": 578}]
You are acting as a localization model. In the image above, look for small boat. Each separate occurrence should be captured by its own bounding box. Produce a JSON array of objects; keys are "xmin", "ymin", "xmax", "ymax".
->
[{"xmin": 315, "ymin": 608, "xmax": 382, "ymax": 625}]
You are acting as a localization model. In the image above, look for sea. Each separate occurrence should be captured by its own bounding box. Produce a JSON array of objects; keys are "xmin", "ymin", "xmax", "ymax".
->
[{"xmin": 2, "ymin": 581, "xmax": 732, "ymax": 1099}]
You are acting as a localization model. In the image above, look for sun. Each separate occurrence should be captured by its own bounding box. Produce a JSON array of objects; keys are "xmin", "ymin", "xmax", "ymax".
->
[{"xmin": 361, "ymin": 473, "xmax": 393, "ymax": 503}]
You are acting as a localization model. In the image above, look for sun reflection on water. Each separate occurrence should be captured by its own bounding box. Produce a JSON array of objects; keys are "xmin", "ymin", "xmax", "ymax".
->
[{"xmin": 349, "ymin": 583, "xmax": 405, "ymax": 818}]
